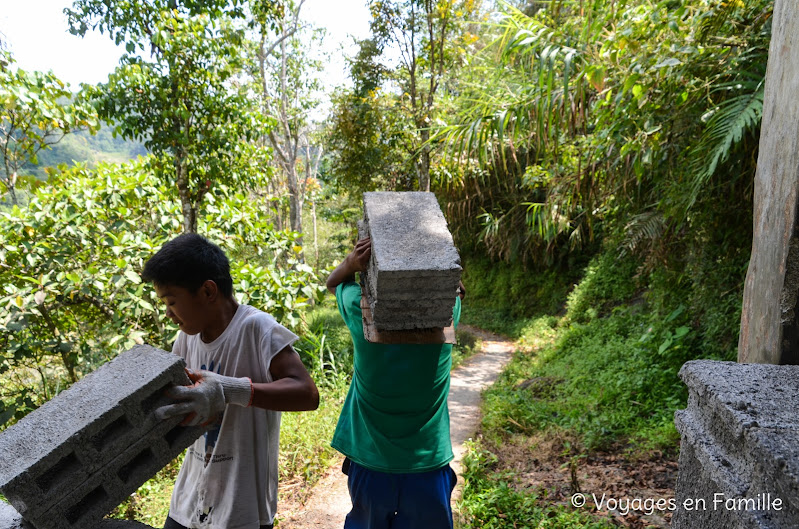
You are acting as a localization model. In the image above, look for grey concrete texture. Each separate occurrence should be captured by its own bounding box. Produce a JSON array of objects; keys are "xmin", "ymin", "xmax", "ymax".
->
[
  {"xmin": 369, "ymin": 302, "xmax": 454, "ymax": 331},
  {"xmin": 0, "ymin": 345, "xmax": 208, "ymax": 529},
  {"xmin": 672, "ymin": 441, "xmax": 773, "ymax": 529},
  {"xmin": 363, "ymin": 192, "xmax": 462, "ymax": 274},
  {"xmin": 738, "ymin": 0, "xmax": 799, "ymax": 365},
  {"xmin": 362, "ymin": 282, "xmax": 459, "ymax": 300},
  {"xmin": 361, "ymin": 191, "xmax": 461, "ymax": 331},
  {"xmin": 1, "ymin": 501, "xmax": 154, "ymax": 529},
  {"xmin": 672, "ymin": 360, "xmax": 799, "ymax": 528},
  {"xmin": 365, "ymin": 256, "xmax": 460, "ymax": 302},
  {"xmin": 25, "ymin": 417, "xmax": 204, "ymax": 529}
]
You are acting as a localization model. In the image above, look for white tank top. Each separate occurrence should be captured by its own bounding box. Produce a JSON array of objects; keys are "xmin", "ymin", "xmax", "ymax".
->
[{"xmin": 168, "ymin": 304, "xmax": 298, "ymax": 528}]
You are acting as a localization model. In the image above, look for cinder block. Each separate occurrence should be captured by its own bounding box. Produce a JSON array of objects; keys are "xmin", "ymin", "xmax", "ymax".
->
[
  {"xmin": 673, "ymin": 360, "xmax": 799, "ymax": 528},
  {"xmin": 362, "ymin": 191, "xmax": 461, "ymax": 331},
  {"xmin": 1, "ymin": 501, "xmax": 155, "ymax": 529},
  {"xmin": 0, "ymin": 345, "xmax": 207, "ymax": 529},
  {"xmin": 0, "ymin": 501, "xmax": 30, "ymax": 529}
]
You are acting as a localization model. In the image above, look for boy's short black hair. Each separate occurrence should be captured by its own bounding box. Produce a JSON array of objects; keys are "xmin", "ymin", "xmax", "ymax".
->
[{"xmin": 142, "ymin": 233, "xmax": 234, "ymax": 296}]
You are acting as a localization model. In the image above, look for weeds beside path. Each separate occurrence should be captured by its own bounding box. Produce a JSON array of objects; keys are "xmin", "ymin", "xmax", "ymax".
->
[{"xmin": 277, "ymin": 325, "xmax": 515, "ymax": 528}]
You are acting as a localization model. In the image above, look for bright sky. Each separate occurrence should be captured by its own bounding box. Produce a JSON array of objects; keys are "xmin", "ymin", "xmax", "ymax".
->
[{"xmin": 0, "ymin": 0, "xmax": 371, "ymax": 90}]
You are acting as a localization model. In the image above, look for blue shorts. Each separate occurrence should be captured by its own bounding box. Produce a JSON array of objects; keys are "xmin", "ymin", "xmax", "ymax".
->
[{"xmin": 343, "ymin": 458, "xmax": 457, "ymax": 529}]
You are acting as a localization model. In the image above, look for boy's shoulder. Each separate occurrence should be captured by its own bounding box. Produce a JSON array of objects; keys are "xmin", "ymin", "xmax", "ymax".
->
[{"xmin": 233, "ymin": 304, "xmax": 282, "ymax": 332}]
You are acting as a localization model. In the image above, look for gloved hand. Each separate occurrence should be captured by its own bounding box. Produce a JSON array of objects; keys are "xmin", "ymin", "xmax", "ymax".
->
[{"xmin": 155, "ymin": 369, "xmax": 253, "ymax": 426}]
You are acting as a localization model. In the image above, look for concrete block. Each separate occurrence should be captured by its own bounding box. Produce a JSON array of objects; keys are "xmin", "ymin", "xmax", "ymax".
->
[
  {"xmin": 673, "ymin": 360, "xmax": 799, "ymax": 528},
  {"xmin": 361, "ymin": 191, "xmax": 461, "ymax": 331},
  {"xmin": 1, "ymin": 501, "xmax": 154, "ymax": 529},
  {"xmin": 369, "ymin": 304, "xmax": 455, "ymax": 331},
  {"xmin": 0, "ymin": 501, "xmax": 30, "ymax": 529},
  {"xmin": 0, "ymin": 346, "xmax": 207, "ymax": 529}
]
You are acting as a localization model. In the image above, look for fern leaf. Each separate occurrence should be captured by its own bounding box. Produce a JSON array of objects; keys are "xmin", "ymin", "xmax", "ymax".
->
[{"xmin": 687, "ymin": 78, "xmax": 764, "ymax": 210}]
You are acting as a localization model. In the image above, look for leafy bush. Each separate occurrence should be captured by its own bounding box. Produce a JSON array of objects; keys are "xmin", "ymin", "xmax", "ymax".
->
[
  {"xmin": 0, "ymin": 157, "xmax": 321, "ymax": 428},
  {"xmin": 460, "ymin": 254, "xmax": 580, "ymax": 337},
  {"xmin": 459, "ymin": 227, "xmax": 747, "ymax": 525},
  {"xmin": 563, "ymin": 251, "xmax": 642, "ymax": 324}
]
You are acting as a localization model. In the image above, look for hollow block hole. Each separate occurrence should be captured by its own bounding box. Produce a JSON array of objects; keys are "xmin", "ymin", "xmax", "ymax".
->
[
  {"xmin": 140, "ymin": 383, "xmax": 173, "ymax": 415},
  {"xmin": 35, "ymin": 452, "xmax": 81, "ymax": 493},
  {"xmin": 117, "ymin": 447, "xmax": 155, "ymax": 484},
  {"xmin": 65, "ymin": 486, "xmax": 108, "ymax": 524},
  {"xmin": 90, "ymin": 414, "xmax": 133, "ymax": 451},
  {"xmin": 165, "ymin": 424, "xmax": 186, "ymax": 449}
]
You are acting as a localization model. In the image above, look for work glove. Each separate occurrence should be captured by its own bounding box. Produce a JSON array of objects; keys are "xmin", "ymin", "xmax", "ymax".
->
[{"xmin": 155, "ymin": 369, "xmax": 253, "ymax": 426}]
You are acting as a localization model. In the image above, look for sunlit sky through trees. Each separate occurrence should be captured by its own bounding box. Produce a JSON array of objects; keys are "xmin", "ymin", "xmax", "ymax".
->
[{"xmin": 0, "ymin": 0, "xmax": 371, "ymax": 92}]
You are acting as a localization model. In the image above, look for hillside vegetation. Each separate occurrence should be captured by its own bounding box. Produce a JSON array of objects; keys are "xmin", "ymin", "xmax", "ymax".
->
[
  {"xmin": 0, "ymin": 0, "xmax": 771, "ymax": 527},
  {"xmin": 24, "ymin": 127, "xmax": 147, "ymax": 179}
]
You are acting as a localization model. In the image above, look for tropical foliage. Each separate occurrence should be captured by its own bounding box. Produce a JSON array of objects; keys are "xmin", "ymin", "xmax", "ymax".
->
[
  {"xmin": 0, "ymin": 0, "xmax": 778, "ymax": 526},
  {"xmin": 0, "ymin": 52, "xmax": 99, "ymax": 206},
  {"xmin": 436, "ymin": 0, "xmax": 769, "ymax": 268},
  {"xmin": 68, "ymin": 0, "xmax": 272, "ymax": 233},
  {"xmin": 0, "ymin": 157, "xmax": 320, "ymax": 427}
]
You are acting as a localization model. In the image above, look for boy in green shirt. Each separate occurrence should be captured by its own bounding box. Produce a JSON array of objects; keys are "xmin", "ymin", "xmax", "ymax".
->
[{"xmin": 326, "ymin": 237, "xmax": 464, "ymax": 529}]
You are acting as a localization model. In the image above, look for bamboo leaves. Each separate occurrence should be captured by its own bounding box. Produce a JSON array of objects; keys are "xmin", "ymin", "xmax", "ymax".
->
[
  {"xmin": 0, "ymin": 158, "xmax": 321, "ymax": 426},
  {"xmin": 435, "ymin": 0, "xmax": 771, "ymax": 264}
]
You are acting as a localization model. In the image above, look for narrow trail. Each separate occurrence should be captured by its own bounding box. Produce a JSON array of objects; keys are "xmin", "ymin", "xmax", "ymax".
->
[{"xmin": 278, "ymin": 324, "xmax": 515, "ymax": 528}]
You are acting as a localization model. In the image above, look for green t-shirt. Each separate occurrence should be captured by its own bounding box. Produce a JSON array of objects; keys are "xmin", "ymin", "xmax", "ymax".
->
[{"xmin": 331, "ymin": 281, "xmax": 462, "ymax": 473}]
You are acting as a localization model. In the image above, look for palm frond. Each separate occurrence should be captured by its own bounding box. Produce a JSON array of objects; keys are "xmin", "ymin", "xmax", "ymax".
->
[
  {"xmin": 432, "ymin": 5, "xmax": 590, "ymax": 169},
  {"xmin": 686, "ymin": 77, "xmax": 764, "ymax": 210},
  {"xmin": 620, "ymin": 209, "xmax": 666, "ymax": 257}
]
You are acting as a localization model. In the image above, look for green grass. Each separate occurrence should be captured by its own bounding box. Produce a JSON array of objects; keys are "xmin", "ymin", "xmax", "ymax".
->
[
  {"xmin": 480, "ymin": 310, "xmax": 686, "ymax": 452},
  {"xmin": 459, "ymin": 441, "xmax": 617, "ymax": 529},
  {"xmin": 458, "ymin": 252, "xmax": 584, "ymax": 339},
  {"xmin": 457, "ymin": 245, "xmax": 745, "ymax": 528}
]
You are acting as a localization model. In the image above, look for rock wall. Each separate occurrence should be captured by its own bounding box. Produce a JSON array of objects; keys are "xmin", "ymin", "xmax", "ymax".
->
[{"xmin": 673, "ymin": 361, "xmax": 799, "ymax": 528}]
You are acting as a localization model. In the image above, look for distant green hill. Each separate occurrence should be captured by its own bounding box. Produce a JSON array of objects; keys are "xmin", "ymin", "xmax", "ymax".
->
[{"xmin": 22, "ymin": 126, "xmax": 147, "ymax": 179}]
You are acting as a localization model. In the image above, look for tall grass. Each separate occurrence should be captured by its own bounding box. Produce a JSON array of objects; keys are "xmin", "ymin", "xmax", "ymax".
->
[{"xmin": 458, "ymin": 242, "xmax": 744, "ymax": 527}]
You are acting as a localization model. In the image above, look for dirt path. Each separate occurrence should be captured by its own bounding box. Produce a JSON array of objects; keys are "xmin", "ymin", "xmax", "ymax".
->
[{"xmin": 278, "ymin": 325, "xmax": 515, "ymax": 528}]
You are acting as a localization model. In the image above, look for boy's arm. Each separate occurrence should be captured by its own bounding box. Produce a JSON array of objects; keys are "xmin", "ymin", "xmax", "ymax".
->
[
  {"xmin": 326, "ymin": 237, "xmax": 371, "ymax": 294},
  {"xmin": 155, "ymin": 345, "xmax": 319, "ymax": 425},
  {"xmin": 250, "ymin": 345, "xmax": 319, "ymax": 411}
]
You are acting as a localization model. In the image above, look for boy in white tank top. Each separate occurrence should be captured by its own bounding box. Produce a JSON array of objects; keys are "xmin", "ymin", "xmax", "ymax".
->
[{"xmin": 142, "ymin": 233, "xmax": 320, "ymax": 529}]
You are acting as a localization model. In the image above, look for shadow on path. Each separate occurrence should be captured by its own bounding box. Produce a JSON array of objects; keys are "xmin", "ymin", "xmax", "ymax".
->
[{"xmin": 279, "ymin": 324, "xmax": 515, "ymax": 528}]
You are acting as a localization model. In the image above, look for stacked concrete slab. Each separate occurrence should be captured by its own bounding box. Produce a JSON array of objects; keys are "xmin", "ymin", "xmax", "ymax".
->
[
  {"xmin": 673, "ymin": 360, "xmax": 799, "ymax": 528},
  {"xmin": 0, "ymin": 345, "xmax": 208, "ymax": 529},
  {"xmin": 361, "ymin": 191, "xmax": 461, "ymax": 331}
]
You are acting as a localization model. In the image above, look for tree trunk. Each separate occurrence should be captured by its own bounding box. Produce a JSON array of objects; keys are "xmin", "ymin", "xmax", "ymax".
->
[
  {"xmin": 287, "ymin": 164, "xmax": 304, "ymax": 237},
  {"xmin": 61, "ymin": 350, "xmax": 78, "ymax": 384},
  {"xmin": 175, "ymin": 158, "xmax": 196, "ymax": 233},
  {"xmin": 3, "ymin": 170, "xmax": 18, "ymax": 206},
  {"xmin": 418, "ymin": 128, "xmax": 431, "ymax": 191},
  {"xmin": 179, "ymin": 195, "xmax": 196, "ymax": 233},
  {"xmin": 312, "ymin": 197, "xmax": 319, "ymax": 270}
]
